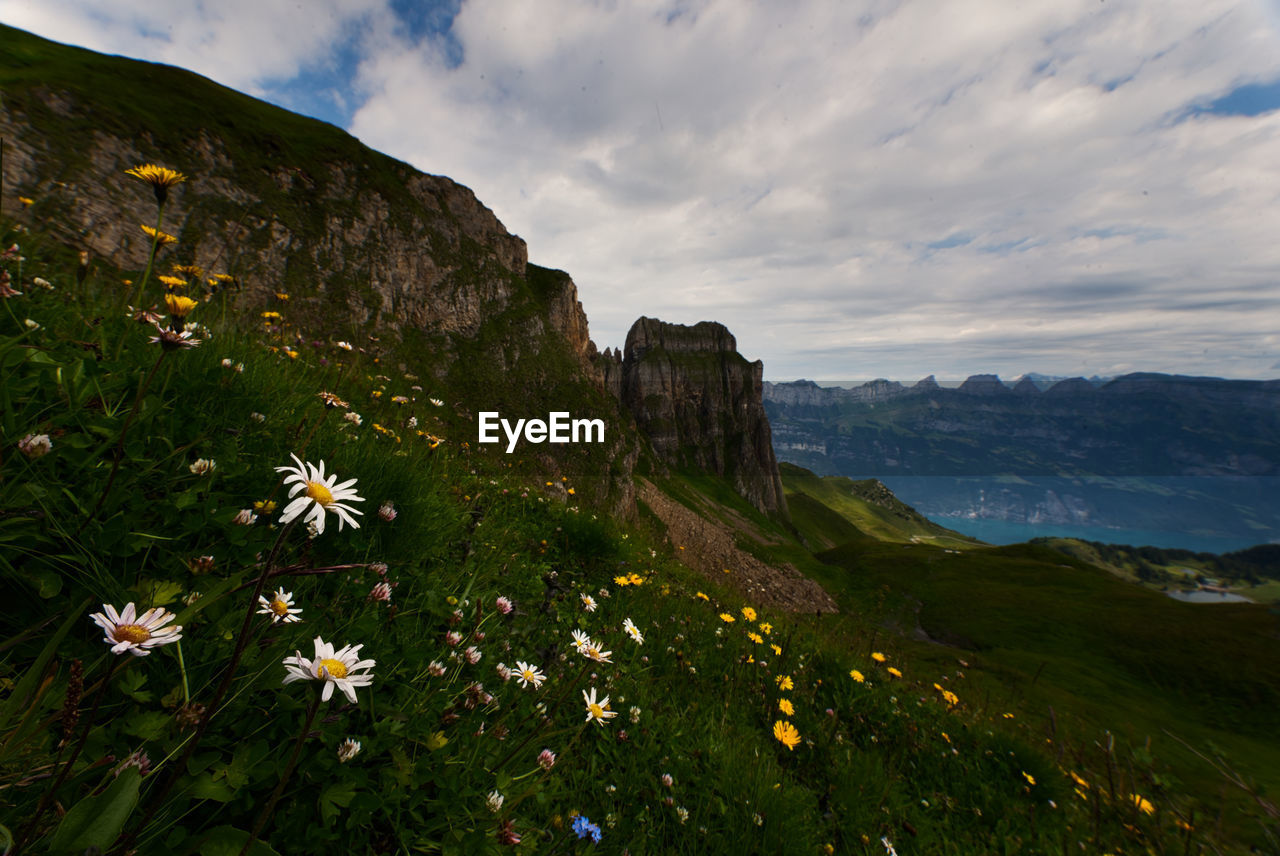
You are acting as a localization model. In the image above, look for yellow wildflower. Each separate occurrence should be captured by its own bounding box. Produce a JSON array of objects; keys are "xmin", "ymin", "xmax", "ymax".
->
[
  {"xmin": 772, "ymin": 720, "xmax": 801, "ymax": 751},
  {"xmin": 140, "ymin": 224, "xmax": 178, "ymax": 245},
  {"xmin": 778, "ymin": 698, "xmax": 794, "ymax": 716},
  {"xmin": 849, "ymin": 669, "xmax": 865, "ymax": 683},
  {"xmin": 741, "ymin": 606, "xmax": 757, "ymax": 622},
  {"xmin": 776, "ymin": 675, "xmax": 794, "ymax": 691},
  {"xmin": 871, "ymin": 652, "xmax": 886, "ymax": 663},
  {"xmin": 126, "ymin": 163, "xmax": 187, "ymax": 204},
  {"xmin": 887, "ymin": 667, "xmax": 902, "ymax": 678},
  {"xmin": 719, "ymin": 613, "xmax": 735, "ymax": 623}
]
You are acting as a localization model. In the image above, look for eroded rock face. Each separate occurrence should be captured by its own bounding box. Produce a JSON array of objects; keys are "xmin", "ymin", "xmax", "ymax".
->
[{"xmin": 613, "ymin": 317, "xmax": 789, "ymax": 518}]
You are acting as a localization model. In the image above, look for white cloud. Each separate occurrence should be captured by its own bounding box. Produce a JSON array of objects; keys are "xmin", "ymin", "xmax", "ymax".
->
[{"xmin": 6, "ymin": 0, "xmax": 1280, "ymax": 379}]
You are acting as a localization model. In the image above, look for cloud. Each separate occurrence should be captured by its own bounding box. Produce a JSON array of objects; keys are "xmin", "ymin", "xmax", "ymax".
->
[{"xmin": 5, "ymin": 0, "xmax": 1280, "ymax": 379}]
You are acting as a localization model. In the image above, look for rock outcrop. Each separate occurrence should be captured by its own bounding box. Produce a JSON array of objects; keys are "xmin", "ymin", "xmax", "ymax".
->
[{"xmin": 610, "ymin": 318, "xmax": 789, "ymax": 518}]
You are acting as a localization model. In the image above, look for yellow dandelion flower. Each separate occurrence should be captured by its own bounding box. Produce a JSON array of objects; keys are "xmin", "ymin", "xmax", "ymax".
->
[
  {"xmin": 772, "ymin": 720, "xmax": 801, "ymax": 751},
  {"xmin": 172, "ymin": 264, "xmax": 204, "ymax": 279},
  {"xmin": 887, "ymin": 667, "xmax": 902, "ymax": 678},
  {"xmin": 627, "ymin": 574, "xmax": 644, "ymax": 585},
  {"xmin": 158, "ymin": 274, "xmax": 188, "ymax": 291},
  {"xmin": 719, "ymin": 613, "xmax": 735, "ymax": 623},
  {"xmin": 261, "ymin": 311, "xmax": 282, "ymax": 321},
  {"xmin": 758, "ymin": 622, "xmax": 772, "ymax": 634},
  {"xmin": 741, "ymin": 606, "xmax": 757, "ymax": 622},
  {"xmin": 778, "ymin": 698, "xmax": 795, "ymax": 716},
  {"xmin": 941, "ymin": 690, "xmax": 959, "ymax": 705},
  {"xmin": 275, "ymin": 292, "xmax": 290, "ymax": 300},
  {"xmin": 871, "ymin": 652, "xmax": 887, "ymax": 663},
  {"xmin": 1002, "ymin": 712, "xmax": 1015, "ymax": 719},
  {"xmin": 126, "ymin": 163, "xmax": 187, "ymax": 204},
  {"xmin": 614, "ymin": 575, "xmax": 630, "ymax": 586},
  {"xmin": 770, "ymin": 644, "xmax": 782, "ymax": 655},
  {"xmin": 1131, "ymin": 794, "xmax": 1155, "ymax": 815},
  {"xmin": 747, "ymin": 632, "xmax": 763, "ymax": 644},
  {"xmin": 164, "ymin": 294, "xmax": 199, "ymax": 318},
  {"xmin": 19, "ymin": 196, "xmax": 34, "ymax": 207},
  {"xmin": 140, "ymin": 224, "xmax": 178, "ymax": 245},
  {"xmin": 1022, "ymin": 771, "xmax": 1036, "ymax": 786},
  {"xmin": 1069, "ymin": 771, "xmax": 1089, "ymax": 790},
  {"xmin": 941, "ymin": 732, "xmax": 951, "ymax": 743},
  {"xmin": 776, "ymin": 675, "xmax": 794, "ymax": 691},
  {"xmin": 849, "ymin": 669, "xmax": 865, "ymax": 683},
  {"xmin": 695, "ymin": 592, "xmax": 709, "ymax": 601}
]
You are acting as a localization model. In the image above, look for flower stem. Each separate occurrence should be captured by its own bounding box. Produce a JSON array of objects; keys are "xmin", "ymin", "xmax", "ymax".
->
[
  {"xmin": 239, "ymin": 688, "xmax": 322, "ymax": 856},
  {"xmin": 14, "ymin": 656, "xmax": 121, "ymax": 853}
]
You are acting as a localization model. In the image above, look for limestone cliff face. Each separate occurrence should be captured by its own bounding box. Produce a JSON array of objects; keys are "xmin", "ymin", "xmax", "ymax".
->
[{"xmin": 611, "ymin": 318, "xmax": 788, "ymax": 518}]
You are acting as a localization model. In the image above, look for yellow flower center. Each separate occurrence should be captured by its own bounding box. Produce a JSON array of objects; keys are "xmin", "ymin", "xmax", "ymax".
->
[
  {"xmin": 306, "ymin": 481, "xmax": 334, "ymax": 507},
  {"xmin": 318, "ymin": 658, "xmax": 348, "ymax": 679},
  {"xmin": 116, "ymin": 624, "xmax": 151, "ymax": 644},
  {"xmin": 588, "ymin": 703, "xmax": 605, "ymax": 719},
  {"xmin": 270, "ymin": 598, "xmax": 290, "ymax": 616}
]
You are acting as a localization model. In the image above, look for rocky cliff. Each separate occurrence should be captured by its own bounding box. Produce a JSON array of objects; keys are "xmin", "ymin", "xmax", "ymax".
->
[{"xmin": 604, "ymin": 317, "xmax": 789, "ymax": 518}]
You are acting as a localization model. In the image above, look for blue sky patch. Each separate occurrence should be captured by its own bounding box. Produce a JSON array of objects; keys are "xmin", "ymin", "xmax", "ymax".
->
[{"xmin": 1187, "ymin": 78, "xmax": 1280, "ymax": 117}]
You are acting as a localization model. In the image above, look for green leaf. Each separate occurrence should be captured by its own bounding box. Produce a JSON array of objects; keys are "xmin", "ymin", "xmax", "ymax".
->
[
  {"xmin": 0, "ymin": 597, "xmax": 91, "ymax": 738},
  {"xmin": 122, "ymin": 711, "xmax": 170, "ymax": 741},
  {"xmin": 46, "ymin": 768, "xmax": 141, "ymax": 853},
  {"xmin": 188, "ymin": 825, "xmax": 281, "ymax": 856},
  {"xmin": 319, "ymin": 780, "xmax": 358, "ymax": 825},
  {"xmin": 189, "ymin": 772, "xmax": 236, "ymax": 802}
]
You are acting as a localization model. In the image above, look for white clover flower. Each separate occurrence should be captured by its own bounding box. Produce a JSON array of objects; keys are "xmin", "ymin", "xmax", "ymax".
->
[
  {"xmin": 17, "ymin": 433, "xmax": 52, "ymax": 458},
  {"xmin": 276, "ymin": 453, "xmax": 364, "ymax": 535},
  {"xmin": 188, "ymin": 458, "xmax": 216, "ymax": 476},
  {"xmin": 343, "ymin": 411, "xmax": 362, "ymax": 426},
  {"xmin": 486, "ymin": 790, "xmax": 504, "ymax": 813},
  {"xmin": 282, "ymin": 636, "xmax": 375, "ymax": 704},
  {"xmin": 250, "ymin": 412, "xmax": 265, "ymax": 422},
  {"xmin": 232, "ymin": 508, "xmax": 258, "ymax": 526},
  {"xmin": 90, "ymin": 603, "xmax": 182, "ymax": 657},
  {"xmin": 538, "ymin": 748, "xmax": 556, "ymax": 771},
  {"xmin": 337, "ymin": 738, "xmax": 362, "ymax": 763},
  {"xmin": 257, "ymin": 588, "xmax": 303, "ymax": 623}
]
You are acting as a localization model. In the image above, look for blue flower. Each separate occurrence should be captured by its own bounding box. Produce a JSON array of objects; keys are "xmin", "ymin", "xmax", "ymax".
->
[{"xmin": 572, "ymin": 814, "xmax": 602, "ymax": 843}]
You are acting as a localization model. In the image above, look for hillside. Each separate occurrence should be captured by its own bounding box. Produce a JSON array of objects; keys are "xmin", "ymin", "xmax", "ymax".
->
[{"xmin": 3, "ymin": 24, "xmax": 1280, "ymax": 856}]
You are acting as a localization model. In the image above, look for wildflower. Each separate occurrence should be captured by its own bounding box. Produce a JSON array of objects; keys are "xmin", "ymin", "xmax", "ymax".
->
[
  {"xmin": 850, "ymin": 669, "xmax": 865, "ymax": 683},
  {"xmin": 581, "ymin": 593, "xmax": 597, "ymax": 612},
  {"xmin": 570, "ymin": 629, "xmax": 592, "ymax": 653},
  {"xmin": 250, "ymin": 412, "xmax": 265, "ymax": 422},
  {"xmin": 465, "ymin": 645, "xmax": 482, "ymax": 664},
  {"xmin": 23, "ymin": 318, "xmax": 39, "ymax": 330},
  {"xmin": 770, "ymin": 644, "xmax": 782, "ymax": 656},
  {"xmin": 941, "ymin": 690, "xmax": 959, "ymax": 705},
  {"xmin": 742, "ymin": 606, "xmax": 757, "ymax": 622},
  {"xmin": 430, "ymin": 397, "xmax": 444, "ymax": 407},
  {"xmin": 572, "ymin": 814, "xmax": 603, "ymax": 842},
  {"xmin": 232, "ymin": 508, "xmax": 258, "ymax": 525},
  {"xmin": 32, "ymin": 276, "xmax": 53, "ymax": 290},
  {"xmin": 776, "ymin": 675, "xmax": 794, "ymax": 691},
  {"xmin": 1022, "ymin": 771, "xmax": 1037, "ymax": 786},
  {"xmin": 614, "ymin": 575, "xmax": 630, "ymax": 586},
  {"xmin": 341, "ymin": 411, "xmax": 363, "ymax": 428},
  {"xmin": 140, "ymin": 224, "xmax": 178, "ymax": 245},
  {"xmin": 622, "ymin": 617, "xmax": 644, "ymax": 644},
  {"xmin": 747, "ymin": 632, "xmax": 763, "ymax": 645},
  {"xmin": 18, "ymin": 196, "xmax": 33, "ymax": 207},
  {"xmin": 495, "ymin": 596, "xmax": 514, "ymax": 615},
  {"xmin": 661, "ymin": 772, "xmax": 674, "ymax": 788},
  {"xmin": 0, "ymin": 271, "xmax": 20, "ymax": 298},
  {"xmin": 583, "ymin": 687, "xmax": 617, "ymax": 726},
  {"xmin": 583, "ymin": 642, "xmax": 612, "ymax": 664},
  {"xmin": 1070, "ymin": 771, "xmax": 1089, "ymax": 790},
  {"xmin": 407, "ymin": 416, "xmax": 418, "ymax": 429},
  {"xmin": 331, "ymin": 738, "xmax": 362, "ymax": 764},
  {"xmin": 126, "ymin": 163, "xmax": 187, "ymax": 204},
  {"xmin": 18, "ymin": 433, "xmax": 52, "ymax": 458},
  {"xmin": 391, "ymin": 395, "xmax": 409, "ymax": 405},
  {"xmin": 114, "ymin": 750, "xmax": 151, "ymax": 778},
  {"xmin": 317, "ymin": 391, "xmax": 349, "ymax": 409},
  {"xmin": 428, "ymin": 661, "xmax": 446, "ymax": 677},
  {"xmin": 1132, "ymin": 794, "xmax": 1155, "ymax": 815},
  {"xmin": 378, "ymin": 501, "xmax": 397, "ymax": 522},
  {"xmin": 515, "ymin": 661, "xmax": 546, "ymax": 689},
  {"xmin": 369, "ymin": 581, "xmax": 393, "ymax": 603},
  {"xmin": 630, "ymin": 705, "xmax": 642, "ymax": 724},
  {"xmin": 759, "ymin": 622, "xmax": 773, "ymax": 634},
  {"xmin": 538, "ymin": 748, "xmax": 557, "ymax": 770},
  {"xmin": 336, "ymin": 340, "xmax": 353, "ymax": 351},
  {"xmin": 188, "ymin": 555, "xmax": 215, "ymax": 574},
  {"xmin": 257, "ymin": 588, "xmax": 303, "ymax": 623},
  {"xmin": 276, "ymin": 453, "xmax": 364, "ymax": 535},
  {"xmin": 158, "ymin": 275, "xmax": 189, "ymax": 292},
  {"xmin": 871, "ymin": 652, "xmax": 887, "ymax": 663},
  {"xmin": 282, "ymin": 636, "xmax": 375, "ymax": 703},
  {"xmin": 881, "ymin": 837, "xmax": 899, "ymax": 856},
  {"xmin": 778, "ymin": 698, "xmax": 795, "ymax": 716},
  {"xmin": 90, "ymin": 603, "xmax": 183, "ymax": 656},
  {"xmin": 261, "ymin": 310, "xmax": 282, "ymax": 322},
  {"xmin": 188, "ymin": 458, "xmax": 216, "ymax": 476},
  {"xmin": 148, "ymin": 324, "xmax": 200, "ymax": 350},
  {"xmin": 887, "ymin": 667, "xmax": 903, "ymax": 679},
  {"xmin": 676, "ymin": 806, "xmax": 689, "ymax": 824},
  {"xmin": 719, "ymin": 613, "xmax": 735, "ymax": 623},
  {"xmin": 487, "ymin": 790, "xmax": 504, "ymax": 813},
  {"xmin": 773, "ymin": 720, "xmax": 801, "ymax": 750}
]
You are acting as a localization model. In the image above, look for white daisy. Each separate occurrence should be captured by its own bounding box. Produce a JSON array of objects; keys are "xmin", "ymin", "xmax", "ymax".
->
[
  {"xmin": 583, "ymin": 643, "xmax": 613, "ymax": 664},
  {"xmin": 623, "ymin": 617, "xmax": 644, "ymax": 645},
  {"xmin": 580, "ymin": 593, "xmax": 597, "ymax": 612},
  {"xmin": 89, "ymin": 603, "xmax": 183, "ymax": 656},
  {"xmin": 583, "ymin": 687, "xmax": 617, "ymax": 726},
  {"xmin": 570, "ymin": 629, "xmax": 592, "ymax": 653},
  {"xmin": 276, "ymin": 453, "xmax": 364, "ymax": 535},
  {"xmin": 282, "ymin": 636, "xmax": 375, "ymax": 703},
  {"xmin": 514, "ymin": 661, "xmax": 546, "ymax": 689},
  {"xmin": 257, "ymin": 588, "xmax": 303, "ymax": 623}
]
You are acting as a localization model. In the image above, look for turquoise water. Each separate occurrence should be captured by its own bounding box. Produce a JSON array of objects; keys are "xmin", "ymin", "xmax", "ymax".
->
[{"xmin": 934, "ymin": 516, "xmax": 1268, "ymax": 555}]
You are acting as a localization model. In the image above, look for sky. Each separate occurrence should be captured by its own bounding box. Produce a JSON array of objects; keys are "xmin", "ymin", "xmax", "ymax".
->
[{"xmin": 4, "ymin": 0, "xmax": 1280, "ymax": 382}]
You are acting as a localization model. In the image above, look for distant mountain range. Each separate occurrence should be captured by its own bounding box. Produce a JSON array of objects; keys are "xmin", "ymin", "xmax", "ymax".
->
[{"xmin": 763, "ymin": 373, "xmax": 1280, "ymax": 547}]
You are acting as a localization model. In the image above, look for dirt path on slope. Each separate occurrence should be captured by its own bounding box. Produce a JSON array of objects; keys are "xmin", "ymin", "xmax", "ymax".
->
[{"xmin": 638, "ymin": 480, "xmax": 839, "ymax": 614}]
